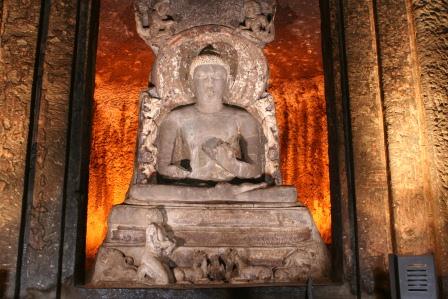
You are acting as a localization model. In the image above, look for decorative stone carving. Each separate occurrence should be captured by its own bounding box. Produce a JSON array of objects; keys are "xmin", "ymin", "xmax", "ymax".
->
[
  {"xmin": 134, "ymin": 0, "xmax": 176, "ymax": 53},
  {"xmin": 134, "ymin": 0, "xmax": 277, "ymax": 52},
  {"xmin": 92, "ymin": 203, "xmax": 329, "ymax": 286},
  {"xmin": 237, "ymin": 0, "xmax": 276, "ymax": 46},
  {"xmin": 274, "ymin": 248, "xmax": 315, "ymax": 282},
  {"xmin": 132, "ymin": 26, "xmax": 281, "ymax": 185},
  {"xmin": 173, "ymin": 251, "xmax": 209, "ymax": 284},
  {"xmin": 249, "ymin": 92, "xmax": 281, "ymax": 184},
  {"xmin": 233, "ymin": 254, "xmax": 273, "ymax": 282},
  {"xmin": 91, "ymin": 247, "xmax": 138, "ymax": 284},
  {"xmin": 135, "ymin": 90, "xmax": 163, "ymax": 184},
  {"xmin": 137, "ymin": 223, "xmax": 176, "ymax": 285},
  {"xmin": 91, "ymin": 1, "xmax": 330, "ymax": 287}
]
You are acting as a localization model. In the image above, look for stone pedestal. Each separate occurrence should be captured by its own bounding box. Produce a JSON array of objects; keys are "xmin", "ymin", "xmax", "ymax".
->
[{"xmin": 91, "ymin": 200, "xmax": 330, "ymax": 286}]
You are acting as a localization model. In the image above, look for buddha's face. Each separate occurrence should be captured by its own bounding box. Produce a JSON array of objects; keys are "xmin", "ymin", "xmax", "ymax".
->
[{"xmin": 193, "ymin": 64, "xmax": 227, "ymax": 108}]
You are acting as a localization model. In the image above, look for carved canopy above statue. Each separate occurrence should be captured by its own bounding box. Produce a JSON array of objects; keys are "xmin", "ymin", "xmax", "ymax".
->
[{"xmin": 134, "ymin": 0, "xmax": 276, "ymax": 52}]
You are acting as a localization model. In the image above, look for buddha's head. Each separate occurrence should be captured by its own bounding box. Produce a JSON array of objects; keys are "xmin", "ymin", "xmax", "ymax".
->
[{"xmin": 189, "ymin": 47, "xmax": 230, "ymax": 110}]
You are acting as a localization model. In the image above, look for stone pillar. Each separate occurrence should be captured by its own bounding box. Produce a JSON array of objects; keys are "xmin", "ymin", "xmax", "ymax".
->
[
  {"xmin": 17, "ymin": 0, "xmax": 77, "ymax": 296},
  {"xmin": 342, "ymin": 0, "xmax": 394, "ymax": 294},
  {"xmin": 412, "ymin": 0, "xmax": 448, "ymax": 291},
  {"xmin": 0, "ymin": 1, "xmax": 41, "ymax": 297},
  {"xmin": 374, "ymin": 0, "xmax": 435, "ymax": 254},
  {"xmin": 0, "ymin": 0, "xmax": 78, "ymax": 297},
  {"xmin": 340, "ymin": 0, "xmax": 448, "ymax": 295}
]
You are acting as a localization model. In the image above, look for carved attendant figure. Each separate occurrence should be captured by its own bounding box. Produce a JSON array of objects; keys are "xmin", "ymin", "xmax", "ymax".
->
[
  {"xmin": 238, "ymin": 0, "xmax": 275, "ymax": 44},
  {"xmin": 137, "ymin": 223, "xmax": 176, "ymax": 284},
  {"xmin": 149, "ymin": 0, "xmax": 174, "ymax": 37}
]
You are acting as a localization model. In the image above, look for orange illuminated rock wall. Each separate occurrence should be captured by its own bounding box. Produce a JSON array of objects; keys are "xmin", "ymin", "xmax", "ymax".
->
[{"xmin": 87, "ymin": 0, "xmax": 330, "ymax": 260}]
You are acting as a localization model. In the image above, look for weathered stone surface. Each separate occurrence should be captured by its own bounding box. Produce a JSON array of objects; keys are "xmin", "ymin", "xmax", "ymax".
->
[
  {"xmin": 342, "ymin": 0, "xmax": 393, "ymax": 294},
  {"xmin": 412, "ymin": 0, "xmax": 448, "ymax": 293},
  {"xmin": 134, "ymin": 0, "xmax": 276, "ymax": 52},
  {"xmin": 375, "ymin": 0, "xmax": 435, "ymax": 254},
  {"xmin": 127, "ymin": 184, "xmax": 297, "ymax": 205},
  {"xmin": 17, "ymin": 0, "xmax": 77, "ymax": 296},
  {"xmin": 339, "ymin": 0, "xmax": 448, "ymax": 295},
  {"xmin": 92, "ymin": 10, "xmax": 329, "ymax": 285},
  {"xmin": 91, "ymin": 203, "xmax": 330, "ymax": 286},
  {"xmin": 106, "ymin": 205, "xmax": 315, "ymax": 247},
  {"xmin": 93, "ymin": 222, "xmax": 176, "ymax": 286},
  {"xmin": 0, "ymin": 1, "xmax": 41, "ymax": 297}
]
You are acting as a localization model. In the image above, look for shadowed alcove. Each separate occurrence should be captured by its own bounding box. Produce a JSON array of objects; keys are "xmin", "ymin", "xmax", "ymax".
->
[{"xmin": 86, "ymin": 0, "xmax": 333, "ymax": 270}]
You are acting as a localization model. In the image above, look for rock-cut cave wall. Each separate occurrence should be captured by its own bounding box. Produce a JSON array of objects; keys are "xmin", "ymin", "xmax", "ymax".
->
[{"xmin": 0, "ymin": 0, "xmax": 447, "ymax": 297}]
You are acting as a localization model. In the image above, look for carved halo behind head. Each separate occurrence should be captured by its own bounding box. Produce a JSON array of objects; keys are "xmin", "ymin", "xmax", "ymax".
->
[{"xmin": 152, "ymin": 25, "xmax": 269, "ymax": 111}]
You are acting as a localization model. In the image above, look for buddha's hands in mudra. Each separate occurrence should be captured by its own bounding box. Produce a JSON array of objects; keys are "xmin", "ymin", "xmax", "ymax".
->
[{"xmin": 202, "ymin": 137, "xmax": 240, "ymax": 173}]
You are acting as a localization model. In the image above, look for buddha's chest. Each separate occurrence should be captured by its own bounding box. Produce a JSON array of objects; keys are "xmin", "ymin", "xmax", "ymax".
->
[{"xmin": 180, "ymin": 114, "xmax": 239, "ymax": 146}]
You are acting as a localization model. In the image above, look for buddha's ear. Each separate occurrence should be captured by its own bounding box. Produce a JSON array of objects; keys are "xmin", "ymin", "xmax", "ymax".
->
[
  {"xmin": 226, "ymin": 74, "xmax": 234, "ymax": 90},
  {"xmin": 190, "ymin": 76, "xmax": 197, "ymax": 98},
  {"xmin": 223, "ymin": 77, "xmax": 233, "ymax": 102}
]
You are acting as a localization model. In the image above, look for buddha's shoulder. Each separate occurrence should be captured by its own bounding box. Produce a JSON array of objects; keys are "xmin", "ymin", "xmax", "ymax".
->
[
  {"xmin": 222, "ymin": 105, "xmax": 249, "ymax": 116},
  {"xmin": 163, "ymin": 105, "xmax": 197, "ymax": 122},
  {"xmin": 222, "ymin": 106, "xmax": 257, "ymax": 123}
]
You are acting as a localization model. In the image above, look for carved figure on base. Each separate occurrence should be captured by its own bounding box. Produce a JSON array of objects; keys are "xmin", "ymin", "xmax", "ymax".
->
[
  {"xmin": 173, "ymin": 251, "xmax": 209, "ymax": 284},
  {"xmin": 137, "ymin": 223, "xmax": 176, "ymax": 285},
  {"xmin": 273, "ymin": 248, "xmax": 312, "ymax": 281},
  {"xmin": 91, "ymin": 247, "xmax": 138, "ymax": 284},
  {"xmin": 232, "ymin": 253, "xmax": 273, "ymax": 282},
  {"xmin": 220, "ymin": 248, "xmax": 239, "ymax": 281},
  {"xmin": 149, "ymin": 0, "xmax": 174, "ymax": 37}
]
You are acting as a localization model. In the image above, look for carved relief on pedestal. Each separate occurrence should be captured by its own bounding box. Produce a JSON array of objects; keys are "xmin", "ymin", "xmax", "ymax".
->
[
  {"xmin": 92, "ymin": 224, "xmax": 177, "ymax": 285},
  {"xmin": 92, "ymin": 207, "xmax": 177, "ymax": 285},
  {"xmin": 137, "ymin": 223, "xmax": 176, "ymax": 285},
  {"xmin": 230, "ymin": 251, "xmax": 273, "ymax": 283},
  {"xmin": 91, "ymin": 205, "xmax": 329, "ymax": 286},
  {"xmin": 173, "ymin": 251, "xmax": 209, "ymax": 284},
  {"xmin": 91, "ymin": 247, "xmax": 138, "ymax": 284}
]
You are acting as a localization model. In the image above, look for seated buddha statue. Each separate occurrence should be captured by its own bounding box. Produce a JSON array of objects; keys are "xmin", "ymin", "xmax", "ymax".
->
[{"xmin": 126, "ymin": 47, "xmax": 296, "ymax": 205}]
